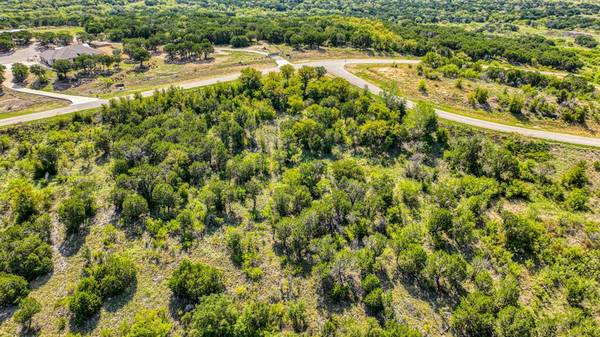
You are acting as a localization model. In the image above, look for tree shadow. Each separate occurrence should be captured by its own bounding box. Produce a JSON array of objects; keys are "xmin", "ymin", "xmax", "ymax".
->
[
  {"xmin": 68, "ymin": 312, "xmax": 100, "ymax": 335},
  {"xmin": 29, "ymin": 271, "xmax": 53, "ymax": 290},
  {"xmin": 59, "ymin": 226, "xmax": 90, "ymax": 257},
  {"xmin": 509, "ymin": 110, "xmax": 530, "ymax": 123},
  {"xmin": 168, "ymin": 295, "xmax": 192, "ymax": 322},
  {"xmin": 103, "ymin": 282, "xmax": 137, "ymax": 313},
  {"xmin": 18, "ymin": 326, "xmax": 41, "ymax": 337},
  {"xmin": 0, "ymin": 305, "xmax": 17, "ymax": 325}
]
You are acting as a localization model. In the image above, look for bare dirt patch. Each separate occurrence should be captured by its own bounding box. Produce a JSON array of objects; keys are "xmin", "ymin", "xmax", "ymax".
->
[{"xmin": 0, "ymin": 88, "xmax": 69, "ymax": 117}]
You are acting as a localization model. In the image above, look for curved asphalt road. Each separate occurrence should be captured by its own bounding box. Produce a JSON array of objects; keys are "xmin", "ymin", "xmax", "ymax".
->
[{"xmin": 1, "ymin": 54, "xmax": 600, "ymax": 148}]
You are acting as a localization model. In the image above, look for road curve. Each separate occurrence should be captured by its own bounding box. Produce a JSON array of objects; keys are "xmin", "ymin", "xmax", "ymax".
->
[
  {"xmin": 301, "ymin": 59, "xmax": 600, "ymax": 148},
  {"xmin": 2, "ymin": 55, "xmax": 600, "ymax": 148}
]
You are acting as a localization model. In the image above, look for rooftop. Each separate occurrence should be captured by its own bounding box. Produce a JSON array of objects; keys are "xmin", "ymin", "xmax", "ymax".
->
[{"xmin": 40, "ymin": 44, "xmax": 102, "ymax": 64}]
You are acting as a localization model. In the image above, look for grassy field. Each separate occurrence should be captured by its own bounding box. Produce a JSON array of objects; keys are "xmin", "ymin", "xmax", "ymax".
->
[
  {"xmin": 28, "ymin": 26, "xmax": 86, "ymax": 35},
  {"xmin": 0, "ymin": 88, "xmax": 69, "ymax": 119},
  {"xmin": 348, "ymin": 63, "xmax": 600, "ymax": 137},
  {"xmin": 34, "ymin": 49, "xmax": 276, "ymax": 98}
]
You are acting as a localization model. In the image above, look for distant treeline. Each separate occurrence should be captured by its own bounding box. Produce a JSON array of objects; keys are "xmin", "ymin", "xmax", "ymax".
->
[{"xmin": 80, "ymin": 14, "xmax": 585, "ymax": 72}]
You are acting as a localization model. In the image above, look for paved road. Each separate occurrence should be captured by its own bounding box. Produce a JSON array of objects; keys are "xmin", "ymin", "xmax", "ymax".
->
[
  {"xmin": 1, "ymin": 53, "xmax": 600, "ymax": 148},
  {"xmin": 301, "ymin": 59, "xmax": 600, "ymax": 147}
]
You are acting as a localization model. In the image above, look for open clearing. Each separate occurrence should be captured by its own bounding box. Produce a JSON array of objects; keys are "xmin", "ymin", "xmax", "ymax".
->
[
  {"xmin": 33, "ymin": 49, "xmax": 276, "ymax": 98},
  {"xmin": 0, "ymin": 88, "xmax": 69, "ymax": 119}
]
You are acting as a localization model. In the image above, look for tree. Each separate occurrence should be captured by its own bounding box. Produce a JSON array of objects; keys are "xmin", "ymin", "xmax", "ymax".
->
[
  {"xmin": 502, "ymin": 212, "xmax": 542, "ymax": 257},
  {"xmin": 451, "ymin": 292, "xmax": 495, "ymax": 337},
  {"xmin": 128, "ymin": 46, "xmax": 150, "ymax": 68},
  {"xmin": 424, "ymin": 251, "xmax": 468, "ymax": 293},
  {"xmin": 14, "ymin": 297, "xmax": 41, "ymax": 332},
  {"xmin": 11, "ymin": 63, "xmax": 29, "ymax": 83},
  {"xmin": 239, "ymin": 67, "xmax": 262, "ymax": 93},
  {"xmin": 495, "ymin": 306, "xmax": 535, "ymax": 337},
  {"xmin": 199, "ymin": 40, "xmax": 214, "ymax": 60},
  {"xmin": 230, "ymin": 36, "xmax": 250, "ymax": 48},
  {"xmin": 404, "ymin": 102, "xmax": 438, "ymax": 141},
  {"xmin": 0, "ymin": 273, "xmax": 29, "ymax": 307},
  {"xmin": 169, "ymin": 259, "xmax": 225, "ymax": 303},
  {"xmin": 69, "ymin": 289, "xmax": 102, "ymax": 324},
  {"xmin": 52, "ymin": 59, "xmax": 72, "ymax": 80},
  {"xmin": 182, "ymin": 294, "xmax": 238, "ymax": 337},
  {"xmin": 350, "ymin": 30, "xmax": 373, "ymax": 49},
  {"xmin": 29, "ymin": 64, "xmax": 47, "ymax": 85},
  {"xmin": 0, "ymin": 64, "xmax": 6, "ymax": 94},
  {"xmin": 58, "ymin": 198, "xmax": 87, "ymax": 234},
  {"xmin": 122, "ymin": 194, "xmax": 149, "ymax": 225}
]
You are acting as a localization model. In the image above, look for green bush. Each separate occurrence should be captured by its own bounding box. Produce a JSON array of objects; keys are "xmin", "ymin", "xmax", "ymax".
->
[
  {"xmin": 122, "ymin": 194, "xmax": 149, "ymax": 225},
  {"xmin": 183, "ymin": 294, "xmax": 238, "ymax": 337},
  {"xmin": 502, "ymin": 212, "xmax": 542, "ymax": 257},
  {"xmin": 361, "ymin": 274, "xmax": 381, "ymax": 294},
  {"xmin": 451, "ymin": 292, "xmax": 495, "ymax": 337},
  {"xmin": 286, "ymin": 300, "xmax": 308, "ymax": 333},
  {"xmin": 169, "ymin": 260, "xmax": 224, "ymax": 303},
  {"xmin": 124, "ymin": 308, "xmax": 172, "ymax": 337},
  {"xmin": 58, "ymin": 198, "xmax": 87, "ymax": 234},
  {"xmin": 564, "ymin": 189, "xmax": 588, "ymax": 212},
  {"xmin": 561, "ymin": 161, "xmax": 588, "ymax": 188},
  {"xmin": 0, "ymin": 272, "xmax": 29, "ymax": 307},
  {"xmin": 69, "ymin": 290, "xmax": 102, "ymax": 324},
  {"xmin": 495, "ymin": 306, "xmax": 535, "ymax": 337},
  {"xmin": 14, "ymin": 297, "xmax": 41, "ymax": 331},
  {"xmin": 89, "ymin": 255, "xmax": 137, "ymax": 298},
  {"xmin": 363, "ymin": 287, "xmax": 384, "ymax": 312}
]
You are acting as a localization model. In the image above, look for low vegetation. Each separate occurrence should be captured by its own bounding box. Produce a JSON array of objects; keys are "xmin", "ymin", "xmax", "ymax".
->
[{"xmin": 0, "ymin": 65, "xmax": 598, "ymax": 336}]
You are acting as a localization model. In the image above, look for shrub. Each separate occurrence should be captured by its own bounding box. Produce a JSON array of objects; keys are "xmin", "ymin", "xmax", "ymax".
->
[
  {"xmin": 11, "ymin": 63, "xmax": 29, "ymax": 83},
  {"xmin": 474, "ymin": 86, "xmax": 489, "ymax": 105},
  {"xmin": 69, "ymin": 290, "xmax": 102, "ymax": 324},
  {"xmin": 286, "ymin": 300, "xmax": 308, "ymax": 333},
  {"xmin": 574, "ymin": 35, "xmax": 598, "ymax": 48},
  {"xmin": 417, "ymin": 79, "xmax": 427, "ymax": 92},
  {"xmin": 183, "ymin": 294, "xmax": 238, "ymax": 337},
  {"xmin": 58, "ymin": 198, "xmax": 87, "ymax": 234},
  {"xmin": 502, "ymin": 212, "xmax": 542, "ymax": 257},
  {"xmin": 0, "ymin": 273, "xmax": 29, "ymax": 307},
  {"xmin": 230, "ymin": 36, "xmax": 250, "ymax": 48},
  {"xmin": 234, "ymin": 301, "xmax": 281, "ymax": 337},
  {"xmin": 561, "ymin": 161, "xmax": 588, "ymax": 188},
  {"xmin": 451, "ymin": 292, "xmax": 495, "ymax": 337},
  {"xmin": 564, "ymin": 189, "xmax": 588, "ymax": 211},
  {"xmin": 14, "ymin": 297, "xmax": 41, "ymax": 331},
  {"xmin": 495, "ymin": 306, "xmax": 535, "ymax": 337},
  {"xmin": 169, "ymin": 260, "xmax": 224, "ymax": 303},
  {"xmin": 496, "ymin": 276, "xmax": 520, "ymax": 309},
  {"xmin": 397, "ymin": 244, "xmax": 427, "ymax": 276},
  {"xmin": 122, "ymin": 194, "xmax": 149, "ymax": 225},
  {"xmin": 5, "ymin": 234, "xmax": 53, "ymax": 280},
  {"xmin": 565, "ymin": 277, "xmax": 591, "ymax": 308},
  {"xmin": 508, "ymin": 95, "xmax": 524, "ymax": 114},
  {"xmin": 124, "ymin": 309, "xmax": 172, "ymax": 337},
  {"xmin": 361, "ymin": 274, "xmax": 381, "ymax": 294},
  {"xmin": 363, "ymin": 287, "xmax": 384, "ymax": 312},
  {"xmin": 89, "ymin": 255, "xmax": 137, "ymax": 298}
]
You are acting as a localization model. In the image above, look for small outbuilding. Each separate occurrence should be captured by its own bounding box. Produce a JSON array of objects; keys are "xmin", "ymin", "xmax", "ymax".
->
[{"xmin": 40, "ymin": 44, "xmax": 102, "ymax": 66}]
